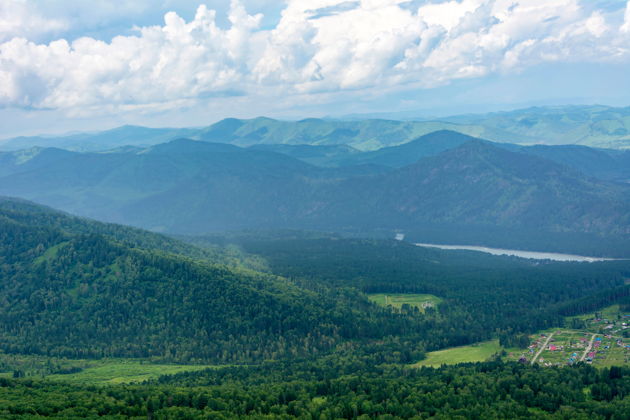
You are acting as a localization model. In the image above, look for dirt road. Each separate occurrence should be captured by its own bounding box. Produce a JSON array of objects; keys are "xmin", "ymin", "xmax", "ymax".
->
[
  {"xmin": 531, "ymin": 332, "xmax": 555, "ymax": 365},
  {"xmin": 580, "ymin": 334, "xmax": 597, "ymax": 362}
]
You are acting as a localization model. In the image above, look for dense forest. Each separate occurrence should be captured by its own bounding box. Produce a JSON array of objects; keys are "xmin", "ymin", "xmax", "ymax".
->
[
  {"xmin": 2, "ymin": 197, "xmax": 630, "ymax": 418},
  {"xmin": 3, "ymin": 196, "xmax": 630, "ymax": 363},
  {"xmin": 0, "ymin": 197, "xmax": 429, "ymax": 362},
  {"xmin": 222, "ymin": 235, "xmax": 630, "ymax": 349},
  {"xmin": 2, "ymin": 360, "xmax": 630, "ymax": 419}
]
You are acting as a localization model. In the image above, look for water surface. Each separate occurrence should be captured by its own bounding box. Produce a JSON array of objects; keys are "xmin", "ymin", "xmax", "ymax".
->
[{"xmin": 414, "ymin": 243, "xmax": 616, "ymax": 262}]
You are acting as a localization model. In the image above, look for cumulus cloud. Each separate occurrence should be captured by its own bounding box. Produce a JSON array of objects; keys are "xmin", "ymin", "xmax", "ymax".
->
[
  {"xmin": 0, "ymin": 0, "xmax": 629, "ymax": 113},
  {"xmin": 0, "ymin": 0, "xmax": 67, "ymax": 42}
]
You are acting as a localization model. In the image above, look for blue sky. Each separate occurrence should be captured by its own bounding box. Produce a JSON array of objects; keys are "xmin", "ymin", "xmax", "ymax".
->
[{"xmin": 0, "ymin": 0, "xmax": 629, "ymax": 137}]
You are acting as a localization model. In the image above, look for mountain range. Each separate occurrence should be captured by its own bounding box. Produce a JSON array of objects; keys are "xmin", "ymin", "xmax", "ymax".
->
[
  {"xmin": 2, "ymin": 105, "xmax": 629, "ymax": 152},
  {"xmin": 0, "ymin": 130, "xmax": 628, "ymax": 256},
  {"xmin": 438, "ymin": 105, "xmax": 630, "ymax": 149}
]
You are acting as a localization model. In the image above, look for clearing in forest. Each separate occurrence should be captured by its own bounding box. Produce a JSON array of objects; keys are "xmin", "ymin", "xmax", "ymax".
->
[
  {"xmin": 0, "ymin": 356, "xmax": 216, "ymax": 385},
  {"xmin": 368, "ymin": 293, "xmax": 442, "ymax": 311},
  {"xmin": 412, "ymin": 340, "xmax": 503, "ymax": 367},
  {"xmin": 45, "ymin": 361, "xmax": 215, "ymax": 384}
]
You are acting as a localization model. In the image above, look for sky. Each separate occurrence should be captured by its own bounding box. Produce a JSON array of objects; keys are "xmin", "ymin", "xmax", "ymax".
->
[{"xmin": 0, "ymin": 0, "xmax": 629, "ymax": 137}]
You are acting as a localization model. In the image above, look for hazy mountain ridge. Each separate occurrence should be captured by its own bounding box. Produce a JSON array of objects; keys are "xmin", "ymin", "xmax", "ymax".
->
[
  {"xmin": 3, "ymin": 105, "xmax": 630, "ymax": 152},
  {"xmin": 270, "ymin": 130, "xmax": 630, "ymax": 183},
  {"xmin": 0, "ymin": 125, "xmax": 198, "ymax": 152},
  {"xmin": 438, "ymin": 105, "xmax": 630, "ymax": 149}
]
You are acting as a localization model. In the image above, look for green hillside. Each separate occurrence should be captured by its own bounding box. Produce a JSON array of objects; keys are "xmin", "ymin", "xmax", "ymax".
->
[
  {"xmin": 2, "ymin": 201, "xmax": 630, "ymax": 418},
  {"xmin": 0, "ymin": 197, "xmax": 424, "ymax": 363}
]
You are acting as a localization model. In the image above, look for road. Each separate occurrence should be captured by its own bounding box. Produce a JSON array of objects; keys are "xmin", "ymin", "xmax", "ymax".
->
[
  {"xmin": 580, "ymin": 334, "xmax": 597, "ymax": 362},
  {"xmin": 531, "ymin": 332, "xmax": 555, "ymax": 365}
]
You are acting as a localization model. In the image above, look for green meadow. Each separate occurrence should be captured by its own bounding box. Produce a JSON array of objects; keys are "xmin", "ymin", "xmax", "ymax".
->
[
  {"xmin": 413, "ymin": 340, "xmax": 503, "ymax": 367},
  {"xmin": 0, "ymin": 355, "xmax": 215, "ymax": 385},
  {"xmin": 46, "ymin": 360, "xmax": 216, "ymax": 384}
]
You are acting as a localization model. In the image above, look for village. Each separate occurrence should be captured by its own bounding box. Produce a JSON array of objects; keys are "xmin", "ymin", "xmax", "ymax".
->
[{"xmin": 507, "ymin": 306, "xmax": 630, "ymax": 367}]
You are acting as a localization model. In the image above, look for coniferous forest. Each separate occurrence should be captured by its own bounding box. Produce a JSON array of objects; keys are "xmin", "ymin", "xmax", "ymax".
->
[{"xmin": 2, "ymin": 196, "xmax": 630, "ymax": 418}]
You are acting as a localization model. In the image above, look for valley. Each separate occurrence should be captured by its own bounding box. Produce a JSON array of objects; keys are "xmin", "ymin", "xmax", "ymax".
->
[
  {"xmin": 1, "ymin": 196, "xmax": 630, "ymax": 418},
  {"xmin": 3, "ymin": 1, "xmax": 630, "ymax": 416},
  {"xmin": 1, "ymin": 109, "xmax": 630, "ymax": 419}
]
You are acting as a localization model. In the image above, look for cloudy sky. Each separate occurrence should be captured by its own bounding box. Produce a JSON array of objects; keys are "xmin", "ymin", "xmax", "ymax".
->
[{"xmin": 1, "ymin": 0, "xmax": 629, "ymax": 137}]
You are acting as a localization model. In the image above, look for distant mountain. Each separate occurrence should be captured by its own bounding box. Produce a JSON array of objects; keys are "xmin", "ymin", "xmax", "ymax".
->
[
  {"xmin": 196, "ymin": 117, "xmax": 503, "ymax": 150},
  {"xmin": 337, "ymin": 141, "xmax": 630, "ymax": 236},
  {"xmin": 249, "ymin": 143, "xmax": 360, "ymax": 166},
  {"xmin": 331, "ymin": 130, "xmax": 487, "ymax": 167},
  {"xmin": 439, "ymin": 105, "xmax": 630, "ymax": 149},
  {"xmin": 0, "ymin": 137, "xmax": 628, "ymax": 255},
  {"xmin": 0, "ymin": 125, "xmax": 197, "ymax": 152},
  {"xmin": 3, "ymin": 105, "xmax": 630, "ymax": 153},
  {"xmin": 261, "ymin": 130, "xmax": 630, "ymax": 183},
  {"xmin": 518, "ymin": 144, "xmax": 630, "ymax": 183},
  {"xmin": 0, "ymin": 139, "xmax": 319, "ymax": 224},
  {"xmin": 0, "ymin": 117, "xmax": 518, "ymax": 152}
]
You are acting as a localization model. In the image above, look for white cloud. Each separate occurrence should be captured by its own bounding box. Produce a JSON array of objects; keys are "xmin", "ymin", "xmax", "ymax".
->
[
  {"xmin": 0, "ymin": 0, "xmax": 629, "ymax": 113},
  {"xmin": 622, "ymin": 1, "xmax": 630, "ymax": 33},
  {"xmin": 0, "ymin": 0, "xmax": 67, "ymax": 42}
]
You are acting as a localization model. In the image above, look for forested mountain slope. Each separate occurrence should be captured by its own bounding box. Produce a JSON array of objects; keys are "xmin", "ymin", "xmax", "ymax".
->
[
  {"xmin": 190, "ymin": 233, "xmax": 630, "ymax": 350},
  {"xmin": 3, "ymin": 196, "xmax": 630, "ymax": 366},
  {"xmin": 327, "ymin": 141, "xmax": 630, "ymax": 235},
  {"xmin": 0, "ymin": 197, "xmax": 422, "ymax": 363}
]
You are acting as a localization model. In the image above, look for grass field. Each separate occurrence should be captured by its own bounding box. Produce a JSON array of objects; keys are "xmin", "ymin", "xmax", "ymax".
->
[
  {"xmin": 0, "ymin": 355, "xmax": 216, "ymax": 385},
  {"xmin": 368, "ymin": 293, "xmax": 442, "ymax": 311},
  {"xmin": 46, "ymin": 360, "xmax": 215, "ymax": 384},
  {"xmin": 412, "ymin": 340, "xmax": 503, "ymax": 367}
]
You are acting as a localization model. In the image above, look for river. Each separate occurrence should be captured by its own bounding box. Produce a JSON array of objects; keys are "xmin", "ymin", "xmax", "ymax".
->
[{"xmin": 413, "ymin": 243, "xmax": 616, "ymax": 262}]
